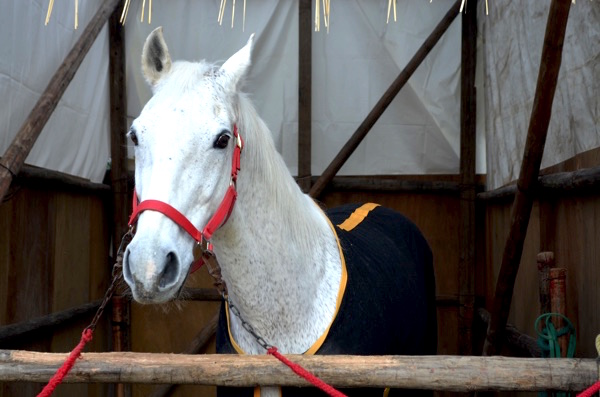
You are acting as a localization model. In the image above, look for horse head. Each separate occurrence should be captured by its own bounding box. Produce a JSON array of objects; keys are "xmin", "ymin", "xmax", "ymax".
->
[{"xmin": 123, "ymin": 27, "xmax": 254, "ymax": 303}]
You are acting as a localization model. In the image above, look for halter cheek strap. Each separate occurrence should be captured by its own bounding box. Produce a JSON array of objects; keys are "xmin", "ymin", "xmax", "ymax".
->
[{"xmin": 127, "ymin": 125, "xmax": 243, "ymax": 273}]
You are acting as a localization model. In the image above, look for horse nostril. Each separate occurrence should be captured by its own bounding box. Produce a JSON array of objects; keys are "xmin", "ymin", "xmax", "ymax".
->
[{"xmin": 159, "ymin": 251, "xmax": 179, "ymax": 289}]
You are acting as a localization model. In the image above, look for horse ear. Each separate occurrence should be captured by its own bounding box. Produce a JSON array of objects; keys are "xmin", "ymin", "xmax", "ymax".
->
[
  {"xmin": 141, "ymin": 27, "xmax": 172, "ymax": 87},
  {"xmin": 218, "ymin": 34, "xmax": 255, "ymax": 90}
]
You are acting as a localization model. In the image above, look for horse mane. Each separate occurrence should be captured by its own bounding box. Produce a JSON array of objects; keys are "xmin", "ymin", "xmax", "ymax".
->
[{"xmin": 235, "ymin": 93, "xmax": 321, "ymax": 253}]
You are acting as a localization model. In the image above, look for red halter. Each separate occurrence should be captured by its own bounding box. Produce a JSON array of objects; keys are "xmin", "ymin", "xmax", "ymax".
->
[{"xmin": 127, "ymin": 124, "xmax": 243, "ymax": 273}]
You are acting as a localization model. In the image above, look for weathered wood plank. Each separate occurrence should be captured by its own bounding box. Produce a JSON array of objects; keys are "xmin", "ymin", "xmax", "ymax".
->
[{"xmin": 0, "ymin": 351, "xmax": 595, "ymax": 392}]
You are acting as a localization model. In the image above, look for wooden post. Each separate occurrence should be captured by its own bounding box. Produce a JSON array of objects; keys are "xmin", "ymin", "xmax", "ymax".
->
[
  {"xmin": 0, "ymin": 0, "xmax": 123, "ymax": 203},
  {"xmin": 537, "ymin": 252, "xmax": 555, "ymax": 315},
  {"xmin": 482, "ymin": 0, "xmax": 572, "ymax": 356},
  {"xmin": 458, "ymin": 0, "xmax": 478, "ymax": 356},
  {"xmin": 108, "ymin": 2, "xmax": 129, "ymax": 249},
  {"xmin": 309, "ymin": 0, "xmax": 462, "ymax": 198},
  {"xmin": 549, "ymin": 268, "xmax": 568, "ymax": 357},
  {"xmin": 108, "ymin": 4, "xmax": 131, "ymax": 397},
  {"xmin": 297, "ymin": 0, "xmax": 312, "ymax": 193},
  {"xmin": 110, "ymin": 295, "xmax": 130, "ymax": 397}
]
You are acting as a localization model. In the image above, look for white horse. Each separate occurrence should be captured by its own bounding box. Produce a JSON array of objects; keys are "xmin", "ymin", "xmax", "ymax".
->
[{"xmin": 124, "ymin": 27, "xmax": 436, "ymax": 397}]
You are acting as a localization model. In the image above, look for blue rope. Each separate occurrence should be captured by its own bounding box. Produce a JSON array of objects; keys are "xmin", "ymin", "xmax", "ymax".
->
[{"xmin": 536, "ymin": 313, "xmax": 576, "ymax": 397}]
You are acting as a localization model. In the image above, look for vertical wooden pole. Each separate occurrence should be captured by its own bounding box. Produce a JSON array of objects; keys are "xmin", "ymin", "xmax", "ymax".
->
[
  {"xmin": 458, "ymin": 0, "xmax": 478, "ymax": 356},
  {"xmin": 298, "ymin": 0, "xmax": 312, "ymax": 193},
  {"xmin": 537, "ymin": 252, "xmax": 554, "ymax": 315},
  {"xmin": 549, "ymin": 268, "xmax": 568, "ymax": 357},
  {"xmin": 482, "ymin": 0, "xmax": 572, "ymax": 356},
  {"xmin": 0, "ymin": 0, "xmax": 122, "ymax": 203},
  {"xmin": 108, "ymin": 3, "xmax": 131, "ymax": 397},
  {"xmin": 108, "ymin": 3, "xmax": 130, "ymax": 251}
]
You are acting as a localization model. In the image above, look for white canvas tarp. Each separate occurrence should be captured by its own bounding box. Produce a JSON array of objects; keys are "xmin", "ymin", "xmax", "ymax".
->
[
  {"xmin": 481, "ymin": 0, "xmax": 599, "ymax": 189},
  {"xmin": 0, "ymin": 0, "xmax": 110, "ymax": 183},
  {"xmin": 125, "ymin": 0, "xmax": 478, "ymax": 176},
  {"xmin": 1, "ymin": 0, "xmax": 474, "ymax": 184},
  {"xmin": 1, "ymin": 1, "xmax": 598, "ymax": 189}
]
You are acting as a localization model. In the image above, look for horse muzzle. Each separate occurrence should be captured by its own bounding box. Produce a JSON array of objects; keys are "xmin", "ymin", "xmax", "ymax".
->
[{"xmin": 122, "ymin": 238, "xmax": 184, "ymax": 304}]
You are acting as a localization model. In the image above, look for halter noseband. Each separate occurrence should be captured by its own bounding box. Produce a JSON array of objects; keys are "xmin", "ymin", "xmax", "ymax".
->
[{"xmin": 127, "ymin": 124, "xmax": 243, "ymax": 272}]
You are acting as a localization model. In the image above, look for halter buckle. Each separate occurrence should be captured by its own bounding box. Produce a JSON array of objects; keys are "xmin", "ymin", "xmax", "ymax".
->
[{"xmin": 193, "ymin": 237, "xmax": 214, "ymax": 262}]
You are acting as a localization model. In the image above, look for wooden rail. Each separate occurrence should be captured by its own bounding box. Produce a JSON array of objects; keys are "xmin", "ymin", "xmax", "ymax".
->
[
  {"xmin": 478, "ymin": 166, "xmax": 600, "ymax": 201},
  {"xmin": 0, "ymin": 351, "xmax": 596, "ymax": 392},
  {"xmin": 0, "ymin": 301, "xmax": 101, "ymax": 343}
]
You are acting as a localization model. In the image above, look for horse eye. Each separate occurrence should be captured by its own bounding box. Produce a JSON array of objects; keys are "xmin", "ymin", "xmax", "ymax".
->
[
  {"xmin": 214, "ymin": 131, "xmax": 231, "ymax": 149},
  {"xmin": 128, "ymin": 128, "xmax": 139, "ymax": 146}
]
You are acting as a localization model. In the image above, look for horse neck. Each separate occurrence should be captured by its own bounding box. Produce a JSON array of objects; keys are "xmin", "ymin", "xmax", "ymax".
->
[{"xmin": 211, "ymin": 97, "xmax": 342, "ymax": 353}]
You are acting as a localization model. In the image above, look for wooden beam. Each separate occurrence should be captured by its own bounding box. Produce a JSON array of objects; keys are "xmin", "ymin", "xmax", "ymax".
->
[
  {"xmin": 313, "ymin": 176, "xmax": 464, "ymax": 194},
  {"xmin": 477, "ymin": 165, "xmax": 600, "ymax": 201},
  {"xmin": 297, "ymin": 0, "xmax": 312, "ymax": 192},
  {"xmin": 309, "ymin": 0, "xmax": 462, "ymax": 198},
  {"xmin": 0, "ymin": 351, "xmax": 595, "ymax": 392},
  {"xmin": 8, "ymin": 164, "xmax": 110, "ymax": 193},
  {"xmin": 0, "ymin": 0, "xmax": 123, "ymax": 203},
  {"xmin": 0, "ymin": 301, "xmax": 101, "ymax": 344},
  {"xmin": 482, "ymin": 0, "xmax": 572, "ymax": 356},
  {"xmin": 458, "ymin": 0, "xmax": 478, "ymax": 356}
]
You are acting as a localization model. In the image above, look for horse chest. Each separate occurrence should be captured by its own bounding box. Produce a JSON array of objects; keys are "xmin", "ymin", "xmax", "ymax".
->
[{"xmin": 215, "ymin": 203, "xmax": 437, "ymax": 396}]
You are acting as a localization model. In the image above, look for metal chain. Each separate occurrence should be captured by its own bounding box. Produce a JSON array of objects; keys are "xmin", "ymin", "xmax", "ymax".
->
[
  {"xmin": 200, "ymin": 244, "xmax": 274, "ymax": 352},
  {"xmin": 85, "ymin": 227, "xmax": 134, "ymax": 332},
  {"xmin": 223, "ymin": 290, "xmax": 273, "ymax": 351},
  {"xmin": 201, "ymin": 247, "xmax": 228, "ymax": 297},
  {"xmin": 89, "ymin": 226, "xmax": 275, "ymax": 352}
]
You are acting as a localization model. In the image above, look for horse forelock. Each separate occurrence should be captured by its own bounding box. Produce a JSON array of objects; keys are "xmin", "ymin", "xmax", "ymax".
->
[{"xmin": 153, "ymin": 61, "xmax": 221, "ymax": 96}]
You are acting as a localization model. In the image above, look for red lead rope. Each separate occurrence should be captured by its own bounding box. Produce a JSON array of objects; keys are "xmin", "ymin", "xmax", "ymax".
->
[
  {"xmin": 267, "ymin": 347, "xmax": 347, "ymax": 397},
  {"xmin": 577, "ymin": 381, "xmax": 600, "ymax": 397},
  {"xmin": 36, "ymin": 329, "xmax": 93, "ymax": 397}
]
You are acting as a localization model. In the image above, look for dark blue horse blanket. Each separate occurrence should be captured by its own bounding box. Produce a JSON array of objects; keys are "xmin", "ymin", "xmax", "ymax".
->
[{"xmin": 217, "ymin": 203, "xmax": 437, "ymax": 396}]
